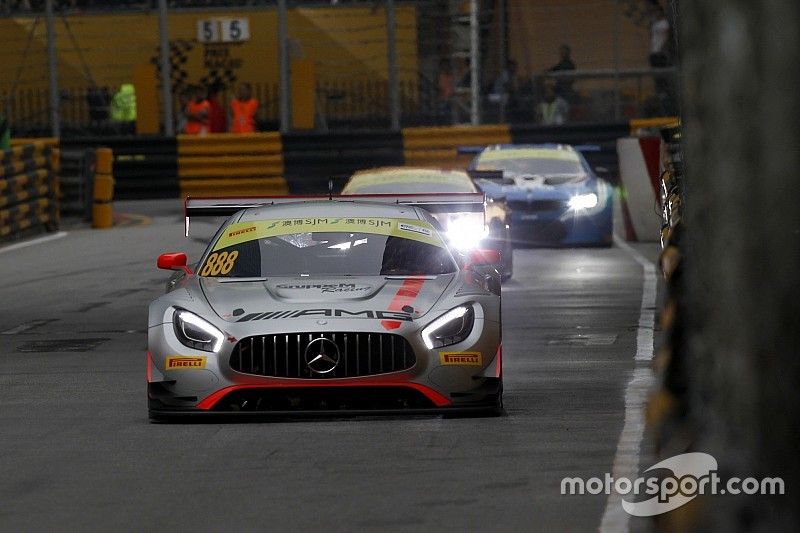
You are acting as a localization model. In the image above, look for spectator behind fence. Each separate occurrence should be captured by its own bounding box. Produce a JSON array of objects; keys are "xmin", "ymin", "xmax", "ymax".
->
[
  {"xmin": 230, "ymin": 83, "xmax": 258, "ymax": 133},
  {"xmin": 86, "ymin": 85, "xmax": 111, "ymax": 124},
  {"xmin": 549, "ymin": 44, "xmax": 576, "ymax": 102},
  {"xmin": 175, "ymin": 88, "xmax": 190, "ymax": 134},
  {"xmin": 436, "ymin": 58, "xmax": 455, "ymax": 121},
  {"xmin": 207, "ymin": 82, "xmax": 226, "ymax": 133},
  {"xmin": 110, "ymin": 83, "xmax": 137, "ymax": 133},
  {"xmin": 185, "ymin": 85, "xmax": 210, "ymax": 135},
  {"xmin": 647, "ymin": 2, "xmax": 676, "ymax": 115},
  {"xmin": 490, "ymin": 60, "xmax": 518, "ymax": 101},
  {"xmin": 649, "ymin": 3, "xmax": 672, "ymax": 68},
  {"xmin": 536, "ymin": 83, "xmax": 569, "ymax": 126}
]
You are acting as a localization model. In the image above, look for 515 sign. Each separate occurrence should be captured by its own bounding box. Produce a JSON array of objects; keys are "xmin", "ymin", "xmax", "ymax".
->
[{"xmin": 197, "ymin": 18, "xmax": 250, "ymax": 43}]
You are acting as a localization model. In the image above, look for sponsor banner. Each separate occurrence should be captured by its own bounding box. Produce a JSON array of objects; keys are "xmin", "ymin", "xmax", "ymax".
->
[
  {"xmin": 166, "ymin": 356, "xmax": 207, "ymax": 370},
  {"xmin": 214, "ymin": 217, "xmax": 443, "ymax": 251},
  {"xmin": 439, "ymin": 351, "xmax": 482, "ymax": 366}
]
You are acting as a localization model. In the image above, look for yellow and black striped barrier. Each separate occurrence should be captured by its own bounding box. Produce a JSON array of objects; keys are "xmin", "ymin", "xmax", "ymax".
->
[
  {"xmin": 402, "ymin": 125, "xmax": 511, "ymax": 168},
  {"xmin": 12, "ymin": 118, "xmax": 676, "ymax": 199},
  {"xmin": 92, "ymin": 148, "xmax": 114, "ymax": 229},
  {"xmin": 0, "ymin": 143, "xmax": 59, "ymax": 241},
  {"xmin": 177, "ymin": 133, "xmax": 287, "ymax": 197}
]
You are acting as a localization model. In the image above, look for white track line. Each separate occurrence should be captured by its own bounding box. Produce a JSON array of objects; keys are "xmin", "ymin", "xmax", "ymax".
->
[
  {"xmin": 599, "ymin": 237, "xmax": 658, "ymax": 533},
  {"xmin": 0, "ymin": 231, "xmax": 67, "ymax": 254},
  {"xmin": 614, "ymin": 237, "xmax": 658, "ymax": 362}
]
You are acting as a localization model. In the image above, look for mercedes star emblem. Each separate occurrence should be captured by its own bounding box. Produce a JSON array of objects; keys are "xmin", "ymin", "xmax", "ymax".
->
[{"xmin": 304, "ymin": 337, "xmax": 340, "ymax": 374}]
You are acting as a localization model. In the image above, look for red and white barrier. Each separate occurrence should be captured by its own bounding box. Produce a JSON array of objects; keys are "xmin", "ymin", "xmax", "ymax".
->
[{"xmin": 616, "ymin": 136, "xmax": 662, "ymax": 241}]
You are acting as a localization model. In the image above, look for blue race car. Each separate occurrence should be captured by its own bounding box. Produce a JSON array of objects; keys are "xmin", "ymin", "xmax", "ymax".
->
[{"xmin": 468, "ymin": 144, "xmax": 613, "ymax": 247}]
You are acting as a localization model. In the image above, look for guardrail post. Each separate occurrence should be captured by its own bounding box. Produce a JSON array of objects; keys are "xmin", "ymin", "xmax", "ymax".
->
[
  {"xmin": 386, "ymin": 0, "xmax": 400, "ymax": 131},
  {"xmin": 45, "ymin": 0, "xmax": 61, "ymax": 138},
  {"xmin": 158, "ymin": 0, "xmax": 174, "ymax": 136}
]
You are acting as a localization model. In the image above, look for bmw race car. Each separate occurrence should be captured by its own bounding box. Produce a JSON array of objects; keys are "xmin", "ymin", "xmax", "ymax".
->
[
  {"xmin": 147, "ymin": 194, "xmax": 503, "ymax": 419},
  {"xmin": 468, "ymin": 144, "xmax": 613, "ymax": 246},
  {"xmin": 342, "ymin": 167, "xmax": 513, "ymax": 280}
]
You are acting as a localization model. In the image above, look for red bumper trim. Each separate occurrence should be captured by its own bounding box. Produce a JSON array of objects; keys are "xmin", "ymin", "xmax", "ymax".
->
[{"xmin": 197, "ymin": 381, "xmax": 452, "ymax": 410}]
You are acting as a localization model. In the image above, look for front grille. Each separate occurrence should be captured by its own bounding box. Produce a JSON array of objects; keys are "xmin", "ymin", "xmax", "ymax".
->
[
  {"xmin": 230, "ymin": 332, "xmax": 416, "ymax": 379},
  {"xmin": 511, "ymin": 220, "xmax": 568, "ymax": 243},
  {"xmin": 508, "ymin": 199, "xmax": 566, "ymax": 212}
]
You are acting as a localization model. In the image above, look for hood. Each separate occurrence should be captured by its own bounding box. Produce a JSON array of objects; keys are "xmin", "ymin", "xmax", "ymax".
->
[{"xmin": 199, "ymin": 275, "xmax": 455, "ymax": 323}]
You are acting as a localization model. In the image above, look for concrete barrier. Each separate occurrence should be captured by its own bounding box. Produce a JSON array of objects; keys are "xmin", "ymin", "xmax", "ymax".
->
[{"xmin": 616, "ymin": 136, "xmax": 663, "ymax": 241}]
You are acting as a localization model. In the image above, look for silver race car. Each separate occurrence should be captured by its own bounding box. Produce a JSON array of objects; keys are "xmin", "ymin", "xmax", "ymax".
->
[{"xmin": 147, "ymin": 194, "xmax": 503, "ymax": 419}]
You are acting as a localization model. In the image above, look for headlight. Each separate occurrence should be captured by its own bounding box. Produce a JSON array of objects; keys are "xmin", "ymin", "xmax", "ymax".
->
[
  {"xmin": 173, "ymin": 309, "xmax": 224, "ymax": 352},
  {"xmin": 444, "ymin": 214, "xmax": 489, "ymax": 251},
  {"xmin": 568, "ymin": 193, "xmax": 599, "ymax": 210},
  {"xmin": 421, "ymin": 305, "xmax": 475, "ymax": 349}
]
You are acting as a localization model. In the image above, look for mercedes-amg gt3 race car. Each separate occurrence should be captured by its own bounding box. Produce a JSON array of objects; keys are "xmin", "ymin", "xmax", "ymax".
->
[
  {"xmin": 342, "ymin": 167, "xmax": 514, "ymax": 280},
  {"xmin": 147, "ymin": 194, "xmax": 503, "ymax": 419},
  {"xmin": 467, "ymin": 144, "xmax": 614, "ymax": 247}
]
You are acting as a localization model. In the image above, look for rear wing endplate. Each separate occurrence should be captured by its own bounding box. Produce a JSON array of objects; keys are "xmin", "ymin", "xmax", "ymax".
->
[{"xmin": 184, "ymin": 193, "xmax": 485, "ymax": 236}]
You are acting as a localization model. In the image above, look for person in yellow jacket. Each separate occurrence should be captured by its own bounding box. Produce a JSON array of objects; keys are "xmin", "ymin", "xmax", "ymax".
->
[{"xmin": 111, "ymin": 84, "xmax": 137, "ymax": 123}]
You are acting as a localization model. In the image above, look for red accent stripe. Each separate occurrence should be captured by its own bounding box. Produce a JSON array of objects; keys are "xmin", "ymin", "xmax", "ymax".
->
[
  {"xmin": 146, "ymin": 351, "xmax": 153, "ymax": 383},
  {"xmin": 381, "ymin": 278, "xmax": 425, "ymax": 330},
  {"xmin": 638, "ymin": 137, "xmax": 662, "ymax": 197},
  {"xmin": 196, "ymin": 381, "xmax": 452, "ymax": 410}
]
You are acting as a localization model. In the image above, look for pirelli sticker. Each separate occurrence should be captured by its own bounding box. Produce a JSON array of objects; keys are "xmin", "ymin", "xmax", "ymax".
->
[
  {"xmin": 165, "ymin": 356, "xmax": 207, "ymax": 370},
  {"xmin": 439, "ymin": 352, "xmax": 482, "ymax": 366},
  {"xmin": 214, "ymin": 217, "xmax": 444, "ymax": 251}
]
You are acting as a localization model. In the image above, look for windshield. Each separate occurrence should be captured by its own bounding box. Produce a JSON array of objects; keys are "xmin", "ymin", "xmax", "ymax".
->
[
  {"xmin": 344, "ymin": 170, "xmax": 475, "ymax": 194},
  {"xmin": 476, "ymin": 150, "xmax": 583, "ymax": 176},
  {"xmin": 477, "ymin": 157, "xmax": 583, "ymax": 175},
  {"xmin": 200, "ymin": 217, "xmax": 457, "ymax": 278}
]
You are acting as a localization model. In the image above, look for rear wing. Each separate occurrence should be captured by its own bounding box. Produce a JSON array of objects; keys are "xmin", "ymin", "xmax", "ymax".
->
[
  {"xmin": 184, "ymin": 192, "xmax": 485, "ymax": 236},
  {"xmin": 458, "ymin": 144, "xmax": 602, "ymax": 155}
]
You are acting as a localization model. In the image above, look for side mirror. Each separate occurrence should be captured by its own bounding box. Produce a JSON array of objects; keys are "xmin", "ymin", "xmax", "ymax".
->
[
  {"xmin": 157, "ymin": 252, "xmax": 192, "ymax": 274},
  {"xmin": 465, "ymin": 248, "xmax": 502, "ymax": 270}
]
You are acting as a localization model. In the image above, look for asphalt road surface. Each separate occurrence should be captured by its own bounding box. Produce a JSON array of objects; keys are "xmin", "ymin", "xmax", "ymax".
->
[{"xmin": 0, "ymin": 200, "xmax": 660, "ymax": 532}]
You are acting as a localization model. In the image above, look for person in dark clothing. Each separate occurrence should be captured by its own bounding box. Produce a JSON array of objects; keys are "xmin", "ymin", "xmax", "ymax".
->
[
  {"xmin": 206, "ymin": 82, "xmax": 226, "ymax": 134},
  {"xmin": 86, "ymin": 85, "xmax": 111, "ymax": 124},
  {"xmin": 549, "ymin": 44, "xmax": 576, "ymax": 102}
]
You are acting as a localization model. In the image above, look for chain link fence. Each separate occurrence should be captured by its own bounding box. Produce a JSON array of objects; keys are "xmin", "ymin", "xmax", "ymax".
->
[{"xmin": 0, "ymin": 0, "xmax": 678, "ymax": 135}]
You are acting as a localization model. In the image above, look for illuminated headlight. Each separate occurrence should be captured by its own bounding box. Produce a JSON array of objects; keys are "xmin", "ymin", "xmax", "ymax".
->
[
  {"xmin": 421, "ymin": 305, "xmax": 475, "ymax": 349},
  {"xmin": 173, "ymin": 309, "xmax": 224, "ymax": 352},
  {"xmin": 446, "ymin": 222, "xmax": 489, "ymax": 251},
  {"xmin": 568, "ymin": 193, "xmax": 599, "ymax": 210}
]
